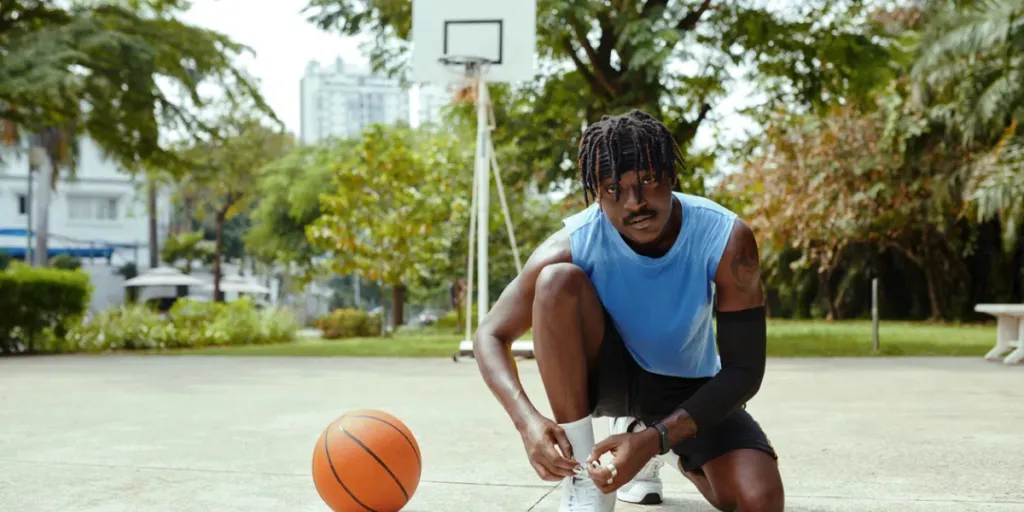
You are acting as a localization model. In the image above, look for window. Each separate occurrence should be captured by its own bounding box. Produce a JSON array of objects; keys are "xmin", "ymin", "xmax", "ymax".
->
[
  {"xmin": 17, "ymin": 194, "xmax": 27, "ymax": 215},
  {"xmin": 68, "ymin": 195, "xmax": 118, "ymax": 221}
]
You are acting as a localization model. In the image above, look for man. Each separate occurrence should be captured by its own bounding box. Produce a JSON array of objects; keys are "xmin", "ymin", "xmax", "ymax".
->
[{"xmin": 472, "ymin": 109, "xmax": 784, "ymax": 511}]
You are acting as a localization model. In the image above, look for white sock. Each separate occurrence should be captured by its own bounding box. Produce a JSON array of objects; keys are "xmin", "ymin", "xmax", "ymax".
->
[{"xmin": 559, "ymin": 415, "xmax": 595, "ymax": 465}]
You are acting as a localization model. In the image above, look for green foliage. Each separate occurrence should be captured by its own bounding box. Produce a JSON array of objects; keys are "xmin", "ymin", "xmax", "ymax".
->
[
  {"xmin": 0, "ymin": 263, "xmax": 92, "ymax": 353},
  {"xmin": 308, "ymin": 123, "xmax": 473, "ymax": 287},
  {"xmin": 49, "ymin": 254, "xmax": 82, "ymax": 270},
  {"xmin": 174, "ymin": 111, "xmax": 295, "ymax": 300},
  {"xmin": 315, "ymin": 308, "xmax": 384, "ymax": 339},
  {"xmin": 0, "ymin": 251, "xmax": 10, "ymax": 271},
  {"xmin": 58, "ymin": 299, "xmax": 299, "ymax": 353},
  {"xmin": 245, "ymin": 139, "xmax": 346, "ymax": 271},
  {"xmin": 0, "ymin": 0, "xmax": 277, "ymax": 173},
  {"xmin": 161, "ymin": 230, "xmax": 214, "ymax": 272}
]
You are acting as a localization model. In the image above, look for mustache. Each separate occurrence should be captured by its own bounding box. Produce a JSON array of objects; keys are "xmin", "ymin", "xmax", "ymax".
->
[{"xmin": 625, "ymin": 209, "xmax": 657, "ymax": 224}]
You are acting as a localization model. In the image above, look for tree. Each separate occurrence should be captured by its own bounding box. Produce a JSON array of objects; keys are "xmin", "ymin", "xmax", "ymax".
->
[
  {"xmin": 1, "ymin": 0, "xmax": 276, "ymax": 262},
  {"xmin": 908, "ymin": 0, "xmax": 1024, "ymax": 251},
  {"xmin": 304, "ymin": 0, "xmax": 900, "ymax": 190},
  {"xmin": 308, "ymin": 123, "xmax": 474, "ymax": 329},
  {"xmin": 177, "ymin": 113, "xmax": 294, "ymax": 301},
  {"xmin": 245, "ymin": 140, "xmax": 348, "ymax": 273}
]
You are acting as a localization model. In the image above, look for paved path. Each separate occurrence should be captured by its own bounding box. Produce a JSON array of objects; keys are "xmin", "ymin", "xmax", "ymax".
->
[{"xmin": 1, "ymin": 355, "xmax": 1021, "ymax": 511}]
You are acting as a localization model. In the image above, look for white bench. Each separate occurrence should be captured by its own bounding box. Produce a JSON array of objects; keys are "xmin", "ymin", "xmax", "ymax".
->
[{"xmin": 974, "ymin": 304, "xmax": 1024, "ymax": 365}]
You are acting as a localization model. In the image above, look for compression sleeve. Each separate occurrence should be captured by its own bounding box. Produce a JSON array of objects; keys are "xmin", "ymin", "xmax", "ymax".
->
[{"xmin": 677, "ymin": 306, "xmax": 767, "ymax": 432}]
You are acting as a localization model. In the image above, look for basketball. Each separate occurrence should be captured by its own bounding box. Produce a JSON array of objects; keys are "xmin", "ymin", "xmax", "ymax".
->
[{"xmin": 311, "ymin": 409, "xmax": 422, "ymax": 512}]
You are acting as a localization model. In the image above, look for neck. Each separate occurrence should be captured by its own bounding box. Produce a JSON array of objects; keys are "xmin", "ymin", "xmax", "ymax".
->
[{"xmin": 623, "ymin": 196, "xmax": 682, "ymax": 258}]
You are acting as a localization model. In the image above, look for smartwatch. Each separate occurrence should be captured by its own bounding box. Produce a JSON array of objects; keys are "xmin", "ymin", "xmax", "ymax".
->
[{"xmin": 652, "ymin": 421, "xmax": 671, "ymax": 455}]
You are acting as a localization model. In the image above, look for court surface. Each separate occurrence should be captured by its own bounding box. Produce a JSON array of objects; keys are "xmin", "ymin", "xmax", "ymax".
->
[{"xmin": 1, "ymin": 354, "xmax": 1021, "ymax": 511}]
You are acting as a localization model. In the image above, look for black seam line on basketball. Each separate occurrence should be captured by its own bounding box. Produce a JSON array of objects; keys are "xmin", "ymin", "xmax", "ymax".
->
[
  {"xmin": 324, "ymin": 427, "xmax": 377, "ymax": 512},
  {"xmin": 341, "ymin": 427, "xmax": 410, "ymax": 502},
  {"xmin": 350, "ymin": 414, "xmax": 421, "ymax": 465}
]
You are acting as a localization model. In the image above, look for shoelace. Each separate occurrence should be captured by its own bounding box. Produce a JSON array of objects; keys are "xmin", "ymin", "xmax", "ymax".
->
[{"xmin": 564, "ymin": 474, "xmax": 603, "ymax": 511}]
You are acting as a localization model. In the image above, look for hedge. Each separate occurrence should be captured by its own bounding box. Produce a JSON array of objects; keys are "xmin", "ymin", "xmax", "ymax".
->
[
  {"xmin": 315, "ymin": 308, "xmax": 383, "ymax": 339},
  {"xmin": 0, "ymin": 262, "xmax": 92, "ymax": 354},
  {"xmin": 55, "ymin": 298, "xmax": 300, "ymax": 353}
]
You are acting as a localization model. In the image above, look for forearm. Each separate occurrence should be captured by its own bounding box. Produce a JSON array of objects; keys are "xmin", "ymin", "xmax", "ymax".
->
[
  {"xmin": 473, "ymin": 331, "xmax": 541, "ymax": 430},
  {"xmin": 661, "ymin": 306, "xmax": 767, "ymax": 445}
]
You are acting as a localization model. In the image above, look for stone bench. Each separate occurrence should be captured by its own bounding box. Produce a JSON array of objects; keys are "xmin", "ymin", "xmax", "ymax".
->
[{"xmin": 974, "ymin": 304, "xmax": 1024, "ymax": 365}]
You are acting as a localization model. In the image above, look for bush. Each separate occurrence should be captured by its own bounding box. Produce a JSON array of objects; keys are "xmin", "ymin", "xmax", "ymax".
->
[
  {"xmin": 49, "ymin": 254, "xmax": 82, "ymax": 270},
  {"xmin": 315, "ymin": 308, "xmax": 383, "ymax": 339},
  {"xmin": 60, "ymin": 298, "xmax": 300, "ymax": 353},
  {"xmin": 0, "ymin": 263, "xmax": 92, "ymax": 354}
]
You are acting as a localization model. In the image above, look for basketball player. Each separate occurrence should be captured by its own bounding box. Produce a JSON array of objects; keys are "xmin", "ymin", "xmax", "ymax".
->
[{"xmin": 472, "ymin": 109, "xmax": 783, "ymax": 511}]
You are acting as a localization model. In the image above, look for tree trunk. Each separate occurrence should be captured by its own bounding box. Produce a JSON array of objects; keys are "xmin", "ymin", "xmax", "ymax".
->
[
  {"xmin": 391, "ymin": 284, "xmax": 405, "ymax": 329},
  {"xmin": 148, "ymin": 179, "xmax": 159, "ymax": 268},
  {"xmin": 923, "ymin": 262, "xmax": 942, "ymax": 321},
  {"xmin": 820, "ymin": 269, "xmax": 839, "ymax": 321},
  {"xmin": 213, "ymin": 209, "xmax": 227, "ymax": 302},
  {"xmin": 33, "ymin": 161, "xmax": 53, "ymax": 267}
]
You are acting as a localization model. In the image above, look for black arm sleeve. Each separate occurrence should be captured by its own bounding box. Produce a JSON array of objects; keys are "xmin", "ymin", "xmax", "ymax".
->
[{"xmin": 677, "ymin": 305, "xmax": 767, "ymax": 432}]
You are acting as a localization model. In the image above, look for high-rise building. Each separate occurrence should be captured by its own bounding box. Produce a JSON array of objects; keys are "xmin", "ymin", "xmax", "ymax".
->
[
  {"xmin": 416, "ymin": 84, "xmax": 454, "ymax": 127},
  {"xmin": 299, "ymin": 57, "xmax": 411, "ymax": 143}
]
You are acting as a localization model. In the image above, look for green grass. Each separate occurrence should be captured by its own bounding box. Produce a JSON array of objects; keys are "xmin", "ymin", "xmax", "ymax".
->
[
  {"xmin": 160, "ymin": 319, "xmax": 997, "ymax": 358},
  {"xmin": 764, "ymin": 319, "xmax": 995, "ymax": 357}
]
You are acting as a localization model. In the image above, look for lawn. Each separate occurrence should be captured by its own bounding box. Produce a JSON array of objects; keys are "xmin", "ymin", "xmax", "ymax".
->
[{"xmin": 166, "ymin": 319, "xmax": 997, "ymax": 358}]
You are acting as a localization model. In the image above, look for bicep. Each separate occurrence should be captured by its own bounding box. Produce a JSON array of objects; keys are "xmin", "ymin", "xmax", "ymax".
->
[{"xmin": 713, "ymin": 219, "xmax": 764, "ymax": 313}]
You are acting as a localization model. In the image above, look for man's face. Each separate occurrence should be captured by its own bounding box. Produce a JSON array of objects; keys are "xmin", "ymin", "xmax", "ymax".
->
[{"xmin": 598, "ymin": 169, "xmax": 676, "ymax": 245}]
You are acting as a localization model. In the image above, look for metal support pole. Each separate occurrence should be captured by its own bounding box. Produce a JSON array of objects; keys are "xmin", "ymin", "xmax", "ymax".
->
[
  {"xmin": 474, "ymin": 76, "xmax": 491, "ymax": 324},
  {"xmin": 872, "ymin": 278, "xmax": 879, "ymax": 353}
]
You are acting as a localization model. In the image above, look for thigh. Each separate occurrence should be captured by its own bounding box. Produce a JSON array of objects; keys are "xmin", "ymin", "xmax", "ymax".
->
[
  {"xmin": 672, "ymin": 407, "xmax": 777, "ymax": 474},
  {"xmin": 676, "ymin": 409, "xmax": 783, "ymax": 511}
]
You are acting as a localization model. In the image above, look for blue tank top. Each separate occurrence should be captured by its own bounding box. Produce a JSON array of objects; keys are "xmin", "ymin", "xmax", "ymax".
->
[{"xmin": 562, "ymin": 192, "xmax": 738, "ymax": 378}]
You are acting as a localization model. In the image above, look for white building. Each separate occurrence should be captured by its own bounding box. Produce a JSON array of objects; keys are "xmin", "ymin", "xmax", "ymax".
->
[
  {"xmin": 0, "ymin": 136, "xmax": 172, "ymax": 311},
  {"xmin": 299, "ymin": 57, "xmax": 412, "ymax": 144},
  {"xmin": 416, "ymin": 84, "xmax": 454, "ymax": 127}
]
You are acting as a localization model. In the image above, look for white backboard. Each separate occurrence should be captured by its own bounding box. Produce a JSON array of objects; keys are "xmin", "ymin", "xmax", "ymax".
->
[{"xmin": 411, "ymin": 0, "xmax": 537, "ymax": 84}]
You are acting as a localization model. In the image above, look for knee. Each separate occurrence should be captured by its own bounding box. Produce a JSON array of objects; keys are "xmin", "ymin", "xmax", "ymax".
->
[
  {"xmin": 534, "ymin": 263, "xmax": 587, "ymax": 308},
  {"xmin": 718, "ymin": 482, "xmax": 784, "ymax": 512}
]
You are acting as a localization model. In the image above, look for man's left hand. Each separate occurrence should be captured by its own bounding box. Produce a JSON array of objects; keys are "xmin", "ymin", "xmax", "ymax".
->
[{"xmin": 586, "ymin": 428, "xmax": 660, "ymax": 494}]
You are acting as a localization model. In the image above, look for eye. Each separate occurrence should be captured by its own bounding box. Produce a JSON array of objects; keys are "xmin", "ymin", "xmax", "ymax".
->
[
  {"xmin": 642, "ymin": 174, "xmax": 658, "ymax": 185},
  {"xmin": 605, "ymin": 183, "xmax": 619, "ymax": 195}
]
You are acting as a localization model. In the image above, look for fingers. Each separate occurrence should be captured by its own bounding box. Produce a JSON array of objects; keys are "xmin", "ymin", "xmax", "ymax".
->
[
  {"xmin": 587, "ymin": 461, "xmax": 619, "ymax": 494},
  {"xmin": 588, "ymin": 436, "xmax": 616, "ymax": 464},
  {"xmin": 531, "ymin": 461, "xmax": 560, "ymax": 482},
  {"xmin": 541, "ymin": 442, "xmax": 578, "ymax": 477},
  {"xmin": 552, "ymin": 426, "xmax": 575, "ymax": 462}
]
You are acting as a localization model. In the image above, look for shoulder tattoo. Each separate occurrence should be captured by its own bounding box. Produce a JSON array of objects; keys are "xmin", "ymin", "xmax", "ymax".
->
[{"xmin": 729, "ymin": 239, "xmax": 761, "ymax": 294}]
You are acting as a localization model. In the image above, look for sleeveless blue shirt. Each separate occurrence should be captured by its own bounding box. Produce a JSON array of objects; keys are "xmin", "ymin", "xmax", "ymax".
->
[{"xmin": 562, "ymin": 192, "xmax": 738, "ymax": 378}]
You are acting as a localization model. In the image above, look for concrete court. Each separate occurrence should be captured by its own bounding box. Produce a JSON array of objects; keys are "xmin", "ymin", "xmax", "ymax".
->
[{"xmin": 1, "ymin": 355, "xmax": 1022, "ymax": 512}]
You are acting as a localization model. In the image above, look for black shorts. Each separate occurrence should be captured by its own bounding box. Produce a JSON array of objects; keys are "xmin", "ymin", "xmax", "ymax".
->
[{"xmin": 588, "ymin": 311, "xmax": 777, "ymax": 473}]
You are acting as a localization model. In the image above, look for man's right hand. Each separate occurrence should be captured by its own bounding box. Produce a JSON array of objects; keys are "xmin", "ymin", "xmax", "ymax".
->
[{"xmin": 519, "ymin": 413, "xmax": 579, "ymax": 481}]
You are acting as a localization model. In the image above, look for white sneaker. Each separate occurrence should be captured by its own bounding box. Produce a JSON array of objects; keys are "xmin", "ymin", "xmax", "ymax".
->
[
  {"xmin": 608, "ymin": 417, "xmax": 664, "ymax": 505},
  {"xmin": 559, "ymin": 468, "xmax": 616, "ymax": 512}
]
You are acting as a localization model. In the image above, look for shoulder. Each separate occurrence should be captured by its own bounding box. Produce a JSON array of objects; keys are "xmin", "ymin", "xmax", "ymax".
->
[
  {"xmin": 677, "ymin": 192, "xmax": 738, "ymax": 224},
  {"xmin": 561, "ymin": 201, "xmax": 603, "ymax": 233},
  {"xmin": 713, "ymin": 216, "xmax": 763, "ymax": 311}
]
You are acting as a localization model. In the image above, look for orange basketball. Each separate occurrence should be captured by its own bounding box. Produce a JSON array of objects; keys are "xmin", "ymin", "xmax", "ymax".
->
[{"xmin": 311, "ymin": 409, "xmax": 422, "ymax": 512}]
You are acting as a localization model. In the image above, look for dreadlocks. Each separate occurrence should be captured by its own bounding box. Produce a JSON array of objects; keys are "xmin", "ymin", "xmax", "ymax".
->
[{"xmin": 577, "ymin": 109, "xmax": 684, "ymax": 205}]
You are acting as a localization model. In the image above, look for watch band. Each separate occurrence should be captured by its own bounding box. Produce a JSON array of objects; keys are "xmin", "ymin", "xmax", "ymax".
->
[{"xmin": 652, "ymin": 422, "xmax": 670, "ymax": 455}]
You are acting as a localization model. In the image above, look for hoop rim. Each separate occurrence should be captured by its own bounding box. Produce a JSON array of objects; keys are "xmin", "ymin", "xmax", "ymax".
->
[{"xmin": 437, "ymin": 54, "xmax": 498, "ymax": 67}]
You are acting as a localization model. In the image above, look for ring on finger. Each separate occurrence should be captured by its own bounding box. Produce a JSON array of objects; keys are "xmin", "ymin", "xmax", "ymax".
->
[{"xmin": 606, "ymin": 463, "xmax": 617, "ymax": 485}]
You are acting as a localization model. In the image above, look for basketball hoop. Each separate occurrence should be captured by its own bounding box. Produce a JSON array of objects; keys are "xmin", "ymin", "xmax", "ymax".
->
[{"xmin": 438, "ymin": 55, "xmax": 495, "ymax": 105}]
